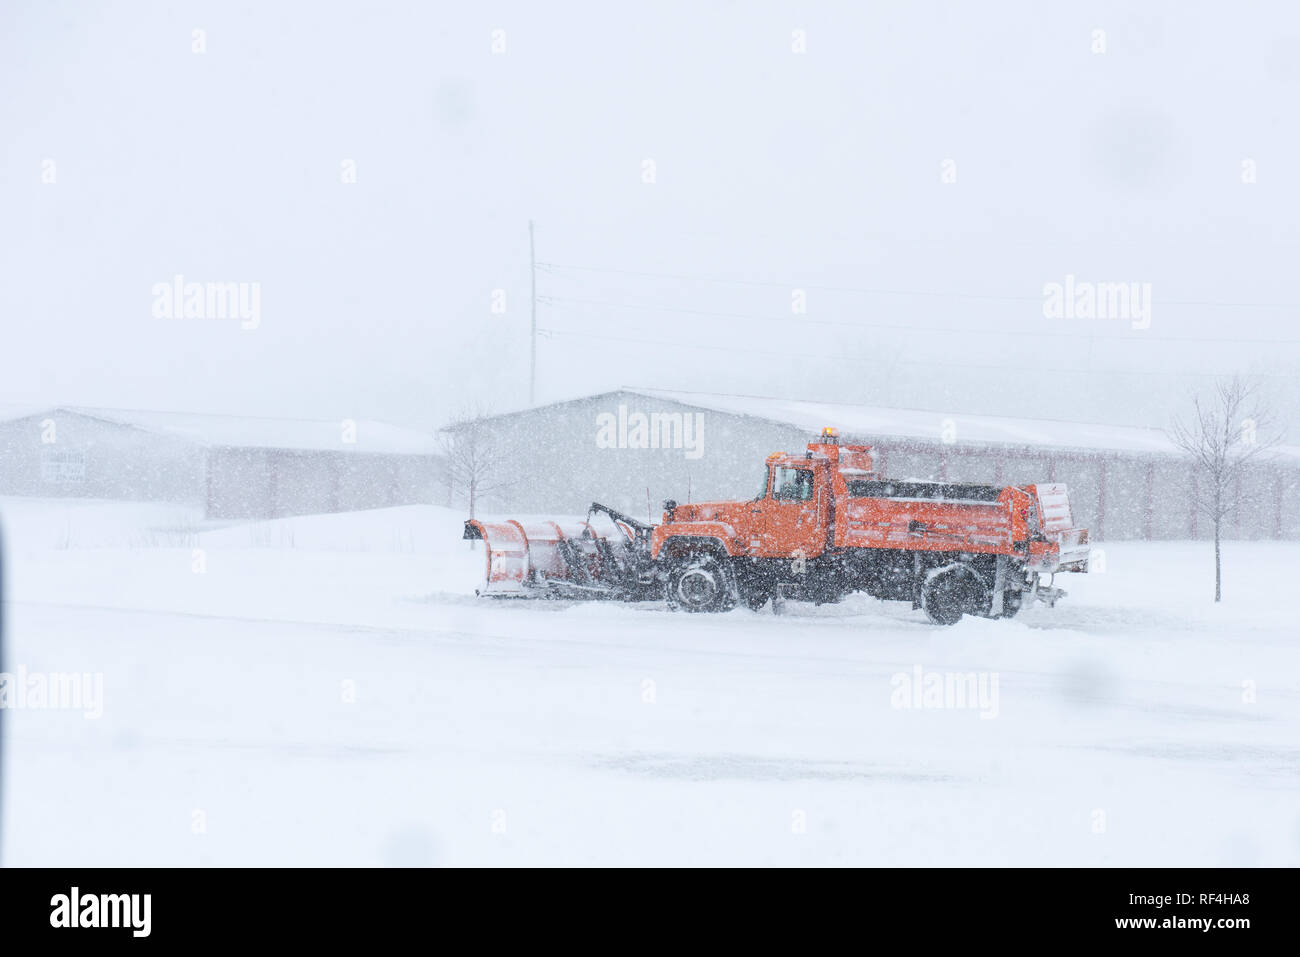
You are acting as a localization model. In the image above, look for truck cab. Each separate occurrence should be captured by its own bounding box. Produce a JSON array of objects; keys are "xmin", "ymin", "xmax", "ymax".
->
[{"xmin": 746, "ymin": 453, "xmax": 829, "ymax": 559}]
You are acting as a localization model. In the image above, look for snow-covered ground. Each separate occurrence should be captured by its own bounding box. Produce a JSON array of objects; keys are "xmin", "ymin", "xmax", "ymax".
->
[{"xmin": 2, "ymin": 496, "xmax": 1297, "ymax": 866}]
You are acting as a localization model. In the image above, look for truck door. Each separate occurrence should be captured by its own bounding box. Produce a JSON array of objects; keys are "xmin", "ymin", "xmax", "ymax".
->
[{"xmin": 753, "ymin": 466, "xmax": 824, "ymax": 559}]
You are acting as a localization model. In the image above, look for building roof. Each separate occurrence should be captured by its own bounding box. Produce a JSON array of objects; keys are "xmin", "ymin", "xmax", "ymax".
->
[
  {"xmin": 628, "ymin": 388, "xmax": 1182, "ymax": 456},
  {"xmin": 480, "ymin": 387, "xmax": 1300, "ymax": 461},
  {"xmin": 2, "ymin": 406, "xmax": 440, "ymax": 455}
]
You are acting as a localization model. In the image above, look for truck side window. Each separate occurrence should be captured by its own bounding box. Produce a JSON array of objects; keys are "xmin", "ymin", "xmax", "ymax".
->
[
  {"xmin": 773, "ymin": 468, "xmax": 814, "ymax": 502},
  {"xmin": 755, "ymin": 468, "xmax": 771, "ymax": 500}
]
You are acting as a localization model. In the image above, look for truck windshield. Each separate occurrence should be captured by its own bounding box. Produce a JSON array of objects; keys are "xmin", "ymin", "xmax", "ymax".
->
[
  {"xmin": 755, "ymin": 468, "xmax": 770, "ymax": 500},
  {"xmin": 773, "ymin": 467, "xmax": 815, "ymax": 502}
]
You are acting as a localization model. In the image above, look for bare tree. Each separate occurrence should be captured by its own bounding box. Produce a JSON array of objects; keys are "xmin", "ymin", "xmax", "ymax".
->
[
  {"xmin": 439, "ymin": 407, "xmax": 510, "ymax": 529},
  {"xmin": 1170, "ymin": 376, "xmax": 1276, "ymax": 602}
]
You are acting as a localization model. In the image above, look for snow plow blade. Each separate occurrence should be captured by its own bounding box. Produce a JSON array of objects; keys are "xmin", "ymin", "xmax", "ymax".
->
[{"xmin": 462, "ymin": 503, "xmax": 657, "ymax": 599}]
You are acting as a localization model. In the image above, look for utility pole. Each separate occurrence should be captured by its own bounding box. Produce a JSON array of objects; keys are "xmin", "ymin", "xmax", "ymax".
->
[{"xmin": 529, "ymin": 219, "xmax": 537, "ymax": 405}]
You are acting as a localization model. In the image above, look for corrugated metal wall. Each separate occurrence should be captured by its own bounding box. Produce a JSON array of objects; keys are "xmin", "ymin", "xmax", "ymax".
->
[
  {"xmin": 463, "ymin": 391, "xmax": 1300, "ymax": 541},
  {"xmin": 208, "ymin": 449, "xmax": 441, "ymax": 520},
  {"xmin": 205, "ymin": 448, "xmax": 442, "ymax": 519},
  {"xmin": 0, "ymin": 410, "xmax": 443, "ymax": 521}
]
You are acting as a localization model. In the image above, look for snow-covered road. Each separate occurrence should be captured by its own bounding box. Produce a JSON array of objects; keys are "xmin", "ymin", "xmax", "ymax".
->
[{"xmin": 3, "ymin": 500, "xmax": 1297, "ymax": 866}]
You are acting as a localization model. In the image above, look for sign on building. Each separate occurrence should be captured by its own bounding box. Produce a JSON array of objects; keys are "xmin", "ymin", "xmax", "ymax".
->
[{"xmin": 41, "ymin": 448, "xmax": 86, "ymax": 483}]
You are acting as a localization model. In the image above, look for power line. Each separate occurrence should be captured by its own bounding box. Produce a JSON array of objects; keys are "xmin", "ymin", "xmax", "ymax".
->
[
  {"xmin": 537, "ymin": 261, "xmax": 1300, "ymax": 311},
  {"xmin": 536, "ymin": 326, "xmax": 1299, "ymax": 380},
  {"xmin": 538, "ymin": 294, "xmax": 1300, "ymax": 346},
  {"xmin": 538, "ymin": 327, "xmax": 844, "ymax": 362},
  {"xmin": 539, "ymin": 261, "xmax": 1038, "ymax": 302}
]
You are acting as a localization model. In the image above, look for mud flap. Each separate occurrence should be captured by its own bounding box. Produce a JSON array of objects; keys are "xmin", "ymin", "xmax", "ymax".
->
[
  {"xmin": 773, "ymin": 582, "xmax": 790, "ymax": 615},
  {"xmin": 990, "ymin": 554, "xmax": 1007, "ymax": 617}
]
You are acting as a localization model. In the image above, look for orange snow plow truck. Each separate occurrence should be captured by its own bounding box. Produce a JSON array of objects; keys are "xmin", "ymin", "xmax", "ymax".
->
[{"xmin": 463, "ymin": 429, "xmax": 1090, "ymax": 625}]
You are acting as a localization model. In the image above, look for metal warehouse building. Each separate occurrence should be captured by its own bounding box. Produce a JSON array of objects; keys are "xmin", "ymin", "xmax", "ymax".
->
[
  {"xmin": 447, "ymin": 388, "xmax": 1300, "ymax": 541},
  {"xmin": 0, "ymin": 406, "xmax": 444, "ymax": 520}
]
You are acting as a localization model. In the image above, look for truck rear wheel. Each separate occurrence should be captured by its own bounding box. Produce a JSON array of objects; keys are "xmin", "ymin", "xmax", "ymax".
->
[
  {"xmin": 921, "ymin": 565, "xmax": 984, "ymax": 626},
  {"xmin": 666, "ymin": 554, "xmax": 736, "ymax": 613}
]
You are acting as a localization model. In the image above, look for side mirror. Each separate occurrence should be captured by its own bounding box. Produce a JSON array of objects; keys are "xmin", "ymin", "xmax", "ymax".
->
[{"xmin": 662, "ymin": 499, "xmax": 678, "ymax": 520}]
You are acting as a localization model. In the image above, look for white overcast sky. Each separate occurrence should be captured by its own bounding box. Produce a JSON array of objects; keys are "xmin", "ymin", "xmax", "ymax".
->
[{"xmin": 2, "ymin": 1, "xmax": 1298, "ymax": 435}]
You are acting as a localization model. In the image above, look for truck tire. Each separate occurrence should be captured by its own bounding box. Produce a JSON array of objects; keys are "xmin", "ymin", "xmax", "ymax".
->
[
  {"xmin": 666, "ymin": 554, "xmax": 737, "ymax": 613},
  {"xmin": 921, "ymin": 564, "xmax": 983, "ymax": 626}
]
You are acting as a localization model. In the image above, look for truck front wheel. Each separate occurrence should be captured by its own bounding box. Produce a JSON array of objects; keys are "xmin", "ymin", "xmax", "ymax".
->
[
  {"xmin": 666, "ymin": 554, "xmax": 737, "ymax": 613},
  {"xmin": 921, "ymin": 564, "xmax": 984, "ymax": 626}
]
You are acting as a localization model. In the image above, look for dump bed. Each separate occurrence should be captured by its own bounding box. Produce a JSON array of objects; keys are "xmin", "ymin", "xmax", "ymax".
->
[
  {"xmin": 837, "ymin": 479, "xmax": 1019, "ymax": 553},
  {"xmin": 833, "ymin": 477, "xmax": 1088, "ymax": 572}
]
